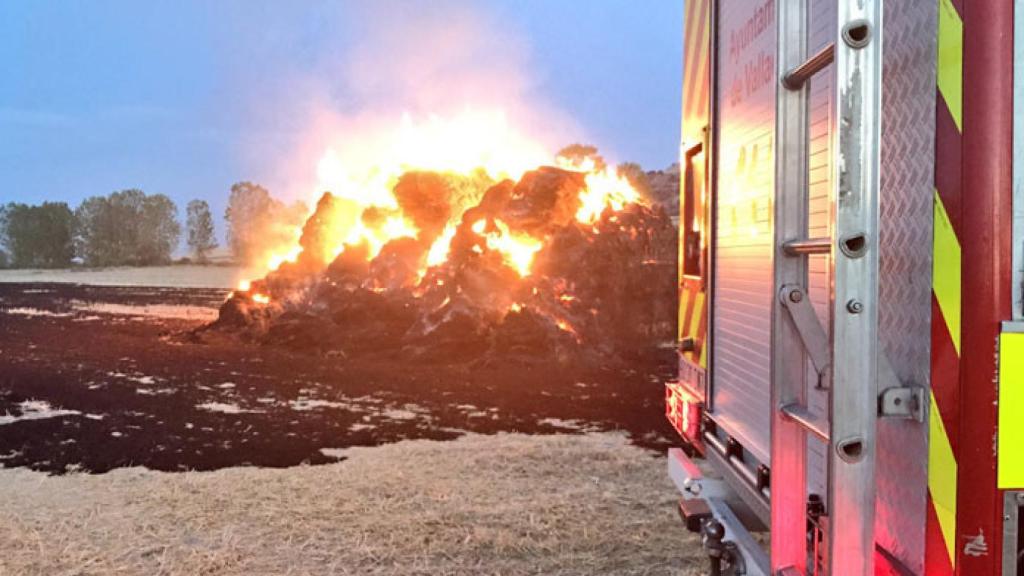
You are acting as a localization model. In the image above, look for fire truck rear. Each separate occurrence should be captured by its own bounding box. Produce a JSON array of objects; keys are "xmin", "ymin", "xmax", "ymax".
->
[{"xmin": 665, "ymin": 0, "xmax": 1023, "ymax": 574}]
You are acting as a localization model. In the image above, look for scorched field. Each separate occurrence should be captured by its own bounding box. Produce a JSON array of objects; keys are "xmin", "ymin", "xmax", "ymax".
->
[{"xmin": 0, "ymin": 279, "xmax": 678, "ymax": 473}]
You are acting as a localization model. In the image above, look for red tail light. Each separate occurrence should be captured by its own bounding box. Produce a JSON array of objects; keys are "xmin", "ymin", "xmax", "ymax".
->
[{"xmin": 665, "ymin": 381, "xmax": 703, "ymax": 449}]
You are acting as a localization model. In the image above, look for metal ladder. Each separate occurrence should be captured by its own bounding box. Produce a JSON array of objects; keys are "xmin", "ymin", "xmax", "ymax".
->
[{"xmin": 772, "ymin": 1, "xmax": 883, "ymax": 575}]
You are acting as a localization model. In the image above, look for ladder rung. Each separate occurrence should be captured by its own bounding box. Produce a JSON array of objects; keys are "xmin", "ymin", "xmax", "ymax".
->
[
  {"xmin": 782, "ymin": 43, "xmax": 835, "ymax": 90},
  {"xmin": 780, "ymin": 403, "xmax": 830, "ymax": 443},
  {"xmin": 783, "ymin": 236, "xmax": 831, "ymax": 255}
]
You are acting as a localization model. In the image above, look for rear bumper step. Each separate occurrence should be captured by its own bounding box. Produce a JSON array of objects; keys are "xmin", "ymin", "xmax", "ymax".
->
[
  {"xmin": 677, "ymin": 497, "xmax": 712, "ymax": 533},
  {"xmin": 668, "ymin": 447, "xmax": 770, "ymax": 576}
]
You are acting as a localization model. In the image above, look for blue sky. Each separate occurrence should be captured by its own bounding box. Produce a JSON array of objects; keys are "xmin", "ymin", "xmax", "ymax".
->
[{"xmin": 0, "ymin": 1, "xmax": 682, "ymax": 243}]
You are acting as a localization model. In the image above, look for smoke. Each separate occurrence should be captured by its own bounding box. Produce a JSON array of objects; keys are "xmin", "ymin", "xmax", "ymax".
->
[
  {"xmin": 343, "ymin": 1, "xmax": 534, "ymax": 113},
  {"xmin": 224, "ymin": 0, "xmax": 581, "ymax": 207}
]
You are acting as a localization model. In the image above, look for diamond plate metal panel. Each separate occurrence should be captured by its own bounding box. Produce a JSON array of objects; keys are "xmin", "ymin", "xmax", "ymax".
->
[{"xmin": 875, "ymin": 1, "xmax": 938, "ymax": 572}]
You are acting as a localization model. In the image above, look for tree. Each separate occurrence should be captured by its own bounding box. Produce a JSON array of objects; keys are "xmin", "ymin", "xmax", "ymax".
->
[
  {"xmin": 615, "ymin": 162, "xmax": 653, "ymax": 202},
  {"xmin": 74, "ymin": 195, "xmax": 121, "ymax": 266},
  {"xmin": 186, "ymin": 200, "xmax": 218, "ymax": 262},
  {"xmin": 556, "ymin": 143, "xmax": 606, "ymax": 171},
  {"xmin": 75, "ymin": 190, "xmax": 181, "ymax": 266},
  {"xmin": 644, "ymin": 163, "xmax": 681, "ymax": 214},
  {"xmin": 1, "ymin": 202, "xmax": 75, "ymax": 268},
  {"xmin": 138, "ymin": 194, "xmax": 181, "ymax": 264},
  {"xmin": 224, "ymin": 182, "xmax": 306, "ymax": 264},
  {"xmin": 225, "ymin": 182, "xmax": 275, "ymax": 263}
]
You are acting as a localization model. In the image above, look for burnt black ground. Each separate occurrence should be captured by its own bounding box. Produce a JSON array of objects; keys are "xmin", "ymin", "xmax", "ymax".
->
[{"xmin": 0, "ymin": 283, "xmax": 678, "ymax": 474}]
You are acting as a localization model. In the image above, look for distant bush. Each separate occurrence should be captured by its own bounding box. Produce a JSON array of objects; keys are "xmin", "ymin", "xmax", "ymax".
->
[
  {"xmin": 0, "ymin": 202, "xmax": 76, "ymax": 268},
  {"xmin": 75, "ymin": 189, "xmax": 181, "ymax": 266}
]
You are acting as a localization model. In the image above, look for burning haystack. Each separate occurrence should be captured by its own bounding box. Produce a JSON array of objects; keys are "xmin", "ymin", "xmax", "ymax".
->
[{"xmin": 211, "ymin": 154, "xmax": 676, "ymax": 367}]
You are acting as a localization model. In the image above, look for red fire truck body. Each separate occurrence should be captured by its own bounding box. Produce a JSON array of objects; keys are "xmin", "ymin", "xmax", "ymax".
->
[{"xmin": 665, "ymin": 1, "xmax": 1023, "ymax": 574}]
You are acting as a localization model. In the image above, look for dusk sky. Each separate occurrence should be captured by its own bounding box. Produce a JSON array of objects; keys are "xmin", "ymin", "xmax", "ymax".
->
[{"xmin": 1, "ymin": 1, "xmax": 683, "ymax": 243}]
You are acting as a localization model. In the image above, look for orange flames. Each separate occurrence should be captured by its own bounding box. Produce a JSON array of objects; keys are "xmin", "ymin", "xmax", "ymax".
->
[
  {"xmin": 473, "ymin": 218, "xmax": 543, "ymax": 276},
  {"xmin": 236, "ymin": 112, "xmax": 641, "ymax": 305},
  {"xmin": 556, "ymin": 157, "xmax": 641, "ymax": 225}
]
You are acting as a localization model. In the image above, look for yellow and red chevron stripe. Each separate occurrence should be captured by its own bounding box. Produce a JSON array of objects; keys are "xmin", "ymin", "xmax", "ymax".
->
[
  {"xmin": 677, "ymin": 0, "xmax": 710, "ymax": 377},
  {"xmin": 678, "ymin": 278, "xmax": 707, "ymax": 368},
  {"xmin": 926, "ymin": 0, "xmax": 962, "ymax": 573},
  {"xmin": 681, "ymin": 0, "xmax": 710, "ymax": 139}
]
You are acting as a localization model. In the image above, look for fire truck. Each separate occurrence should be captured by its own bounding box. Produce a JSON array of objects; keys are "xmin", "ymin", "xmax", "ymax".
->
[{"xmin": 664, "ymin": 0, "xmax": 1023, "ymax": 574}]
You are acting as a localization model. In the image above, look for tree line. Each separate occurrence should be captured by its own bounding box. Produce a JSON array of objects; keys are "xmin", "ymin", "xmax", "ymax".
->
[{"xmin": 0, "ymin": 182, "xmax": 306, "ymax": 269}]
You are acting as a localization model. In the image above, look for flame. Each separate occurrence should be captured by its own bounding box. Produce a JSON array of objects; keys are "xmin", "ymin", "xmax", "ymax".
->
[
  {"xmin": 237, "ymin": 279, "xmax": 251, "ymax": 292},
  {"xmin": 553, "ymin": 156, "xmax": 640, "ymax": 224},
  {"xmin": 317, "ymin": 149, "xmax": 398, "ymax": 209},
  {"xmin": 315, "ymin": 111, "xmax": 548, "ymax": 212},
  {"xmin": 267, "ymin": 245, "xmax": 303, "ymax": 271},
  {"xmin": 576, "ymin": 169, "xmax": 640, "ymax": 224},
  {"xmin": 478, "ymin": 219, "xmax": 543, "ymax": 276},
  {"xmin": 252, "ymin": 293, "xmax": 271, "ymax": 305},
  {"xmin": 426, "ymin": 224, "xmax": 457, "ymax": 267},
  {"xmin": 304, "ymin": 112, "xmax": 549, "ymax": 266},
  {"xmin": 393, "ymin": 111, "xmax": 549, "ymax": 180},
  {"xmin": 236, "ymin": 111, "xmax": 643, "ymax": 293},
  {"xmin": 341, "ymin": 216, "xmax": 419, "ymax": 260}
]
